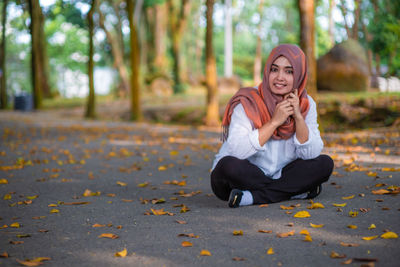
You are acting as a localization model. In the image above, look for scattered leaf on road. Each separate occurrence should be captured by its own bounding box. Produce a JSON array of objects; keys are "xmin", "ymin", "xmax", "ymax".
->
[
  {"xmin": 98, "ymin": 233, "xmax": 119, "ymax": 239},
  {"xmin": 200, "ymin": 250, "xmax": 211, "ymax": 256},
  {"xmin": 362, "ymin": 236, "xmax": 378, "ymax": 241},
  {"xmin": 380, "ymin": 232, "xmax": 398, "ymax": 239},
  {"xmin": 115, "ymin": 248, "xmax": 127, "ymax": 257},
  {"xmin": 266, "ymin": 248, "xmax": 274, "ymax": 255},
  {"xmin": 181, "ymin": 241, "xmax": 193, "ymax": 247},
  {"xmin": 233, "ymin": 230, "xmax": 243, "ymax": 236},
  {"xmin": 277, "ymin": 230, "xmax": 295, "ymax": 238},
  {"xmin": 294, "ymin": 211, "xmax": 310, "ymax": 218}
]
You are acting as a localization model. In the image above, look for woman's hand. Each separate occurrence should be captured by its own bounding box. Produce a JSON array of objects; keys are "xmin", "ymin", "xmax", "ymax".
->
[
  {"xmin": 285, "ymin": 89, "xmax": 302, "ymax": 119},
  {"xmin": 271, "ymin": 99, "xmax": 294, "ymax": 127}
]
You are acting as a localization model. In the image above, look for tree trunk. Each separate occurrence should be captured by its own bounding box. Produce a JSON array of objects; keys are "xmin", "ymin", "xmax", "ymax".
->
[
  {"xmin": 339, "ymin": 0, "xmax": 352, "ymax": 39},
  {"xmin": 205, "ymin": 0, "xmax": 219, "ymax": 126},
  {"xmin": 28, "ymin": 0, "xmax": 46, "ymax": 109},
  {"xmin": 328, "ymin": 0, "xmax": 335, "ymax": 47},
  {"xmin": 98, "ymin": 7, "xmax": 130, "ymax": 98},
  {"xmin": 39, "ymin": 8, "xmax": 51, "ymax": 98},
  {"xmin": 253, "ymin": 0, "xmax": 264, "ymax": 85},
  {"xmin": 352, "ymin": 0, "xmax": 361, "ymax": 40},
  {"xmin": 85, "ymin": 0, "xmax": 96, "ymax": 119},
  {"xmin": 154, "ymin": 2, "xmax": 167, "ymax": 70},
  {"xmin": 0, "ymin": 0, "xmax": 8, "ymax": 109},
  {"xmin": 167, "ymin": 0, "xmax": 191, "ymax": 94},
  {"xmin": 298, "ymin": 0, "xmax": 317, "ymax": 97},
  {"xmin": 224, "ymin": 0, "xmax": 232, "ymax": 77},
  {"xmin": 127, "ymin": 0, "xmax": 142, "ymax": 121},
  {"xmin": 375, "ymin": 54, "xmax": 381, "ymax": 77}
]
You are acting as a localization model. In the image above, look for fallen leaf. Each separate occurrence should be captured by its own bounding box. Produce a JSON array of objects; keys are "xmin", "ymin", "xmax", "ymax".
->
[
  {"xmin": 342, "ymin": 259, "xmax": 353, "ymax": 265},
  {"xmin": 380, "ymin": 231, "xmax": 398, "ymax": 239},
  {"xmin": 151, "ymin": 208, "xmax": 168, "ymax": 216},
  {"xmin": 98, "ymin": 233, "xmax": 119, "ymax": 239},
  {"xmin": 137, "ymin": 182, "xmax": 149, "ymax": 188},
  {"xmin": 347, "ymin": 225, "xmax": 358, "ymax": 229},
  {"xmin": 50, "ymin": 209, "xmax": 59, "ymax": 213},
  {"xmin": 181, "ymin": 241, "xmax": 193, "ymax": 247},
  {"xmin": 307, "ymin": 202, "xmax": 325, "ymax": 209},
  {"xmin": 259, "ymin": 204, "xmax": 269, "ymax": 207},
  {"xmin": 366, "ymin": 171, "xmax": 377, "ymax": 177},
  {"xmin": 349, "ymin": 211, "xmax": 358, "ymax": 217},
  {"xmin": 340, "ymin": 242, "xmax": 359, "ymax": 247},
  {"xmin": 332, "ymin": 203, "xmax": 347, "ymax": 207},
  {"xmin": 200, "ymin": 249, "xmax": 211, "ymax": 256},
  {"xmin": 258, "ymin": 230, "xmax": 272, "ymax": 233},
  {"xmin": 48, "ymin": 204, "xmax": 57, "ymax": 207},
  {"xmin": 310, "ymin": 223, "xmax": 324, "ymax": 228},
  {"xmin": 371, "ymin": 189, "xmax": 390, "ymax": 195},
  {"xmin": 362, "ymin": 235, "xmax": 378, "ymax": 241},
  {"xmin": 178, "ymin": 233, "xmax": 199, "ymax": 238},
  {"xmin": 158, "ymin": 165, "xmax": 167, "ymax": 171},
  {"xmin": 353, "ymin": 257, "xmax": 378, "ymax": 262},
  {"xmin": 300, "ymin": 229, "xmax": 310, "ymax": 235},
  {"xmin": 10, "ymin": 222, "xmax": 21, "ymax": 228},
  {"xmin": 151, "ymin": 198, "xmax": 165, "ymax": 204},
  {"xmin": 15, "ymin": 259, "xmax": 42, "ymax": 266},
  {"xmin": 280, "ymin": 205, "xmax": 293, "ymax": 210},
  {"xmin": 116, "ymin": 181, "xmax": 127, "ymax": 187},
  {"xmin": 232, "ymin": 257, "xmax": 245, "ymax": 261},
  {"xmin": 303, "ymin": 235, "xmax": 312, "ymax": 242},
  {"xmin": 122, "ymin": 199, "xmax": 134, "ymax": 203},
  {"xmin": 30, "ymin": 258, "xmax": 51, "ymax": 263},
  {"xmin": 0, "ymin": 179, "xmax": 8, "ymax": 184},
  {"xmin": 26, "ymin": 195, "xmax": 38, "ymax": 200},
  {"xmin": 330, "ymin": 251, "xmax": 346, "ymax": 258},
  {"xmin": 0, "ymin": 252, "xmax": 9, "ymax": 258},
  {"xmin": 266, "ymin": 247, "xmax": 274, "ymax": 255},
  {"xmin": 115, "ymin": 248, "xmax": 127, "ymax": 257},
  {"xmin": 276, "ymin": 230, "xmax": 295, "ymax": 238},
  {"xmin": 175, "ymin": 220, "xmax": 187, "ymax": 224},
  {"xmin": 10, "ymin": 240, "xmax": 24, "ymax": 244},
  {"xmin": 294, "ymin": 211, "xmax": 310, "ymax": 218},
  {"xmin": 170, "ymin": 150, "xmax": 179, "ymax": 156},
  {"xmin": 233, "ymin": 230, "xmax": 243, "ymax": 236},
  {"xmin": 368, "ymin": 224, "xmax": 376, "ymax": 230},
  {"xmin": 180, "ymin": 205, "xmax": 190, "ymax": 213},
  {"xmin": 62, "ymin": 202, "xmax": 90, "ymax": 205},
  {"xmin": 342, "ymin": 195, "xmax": 355, "ymax": 200},
  {"xmin": 3, "ymin": 194, "xmax": 11, "ymax": 200},
  {"xmin": 92, "ymin": 224, "xmax": 106, "ymax": 228}
]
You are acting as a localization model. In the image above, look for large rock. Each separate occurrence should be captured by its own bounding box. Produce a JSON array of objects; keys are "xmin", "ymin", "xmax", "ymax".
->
[{"xmin": 317, "ymin": 39, "xmax": 369, "ymax": 91}]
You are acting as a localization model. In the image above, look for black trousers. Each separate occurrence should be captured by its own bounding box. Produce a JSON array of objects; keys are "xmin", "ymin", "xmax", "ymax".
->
[{"xmin": 210, "ymin": 155, "xmax": 334, "ymax": 204}]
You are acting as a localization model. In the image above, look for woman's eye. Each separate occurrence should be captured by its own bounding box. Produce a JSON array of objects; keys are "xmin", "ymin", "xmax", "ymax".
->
[
  {"xmin": 286, "ymin": 70, "xmax": 293, "ymax": 74},
  {"xmin": 271, "ymin": 68, "xmax": 278, "ymax": 72}
]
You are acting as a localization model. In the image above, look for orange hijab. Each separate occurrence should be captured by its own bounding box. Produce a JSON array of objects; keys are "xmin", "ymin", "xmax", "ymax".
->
[{"xmin": 222, "ymin": 44, "xmax": 310, "ymax": 141}]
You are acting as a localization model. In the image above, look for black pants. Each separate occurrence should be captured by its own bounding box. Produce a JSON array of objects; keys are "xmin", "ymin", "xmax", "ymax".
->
[{"xmin": 210, "ymin": 155, "xmax": 334, "ymax": 204}]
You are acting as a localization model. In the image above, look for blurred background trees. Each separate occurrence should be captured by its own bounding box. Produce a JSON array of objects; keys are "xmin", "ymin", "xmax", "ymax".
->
[{"xmin": 0, "ymin": 0, "xmax": 398, "ymax": 124}]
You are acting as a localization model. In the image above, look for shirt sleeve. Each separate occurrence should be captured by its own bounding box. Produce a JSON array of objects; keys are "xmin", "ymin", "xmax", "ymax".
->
[
  {"xmin": 225, "ymin": 104, "xmax": 265, "ymax": 159},
  {"xmin": 294, "ymin": 96, "xmax": 324, "ymax": 159}
]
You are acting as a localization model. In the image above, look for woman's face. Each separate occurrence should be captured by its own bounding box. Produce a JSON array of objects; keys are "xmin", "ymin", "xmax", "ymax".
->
[{"xmin": 268, "ymin": 56, "xmax": 294, "ymax": 96}]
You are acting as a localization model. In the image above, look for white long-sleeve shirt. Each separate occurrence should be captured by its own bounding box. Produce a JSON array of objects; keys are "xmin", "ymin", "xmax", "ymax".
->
[{"xmin": 212, "ymin": 95, "xmax": 323, "ymax": 179}]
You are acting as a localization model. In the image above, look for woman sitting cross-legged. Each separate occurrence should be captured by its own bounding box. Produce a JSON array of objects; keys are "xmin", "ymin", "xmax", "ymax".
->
[{"xmin": 210, "ymin": 44, "xmax": 334, "ymax": 208}]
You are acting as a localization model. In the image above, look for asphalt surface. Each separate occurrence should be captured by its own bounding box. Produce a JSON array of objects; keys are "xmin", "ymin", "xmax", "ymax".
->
[{"xmin": 0, "ymin": 111, "xmax": 399, "ymax": 267}]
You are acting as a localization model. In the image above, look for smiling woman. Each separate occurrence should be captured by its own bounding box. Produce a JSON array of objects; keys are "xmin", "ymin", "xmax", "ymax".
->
[{"xmin": 210, "ymin": 44, "xmax": 334, "ymax": 208}]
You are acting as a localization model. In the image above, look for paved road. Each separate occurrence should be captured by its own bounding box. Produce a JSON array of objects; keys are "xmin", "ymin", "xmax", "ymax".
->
[{"xmin": 0, "ymin": 111, "xmax": 399, "ymax": 267}]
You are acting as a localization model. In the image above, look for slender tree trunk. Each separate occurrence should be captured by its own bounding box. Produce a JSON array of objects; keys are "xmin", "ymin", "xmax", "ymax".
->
[
  {"xmin": 224, "ymin": 0, "xmax": 232, "ymax": 77},
  {"xmin": 361, "ymin": 9, "xmax": 373, "ymax": 76},
  {"xmin": 127, "ymin": 0, "xmax": 141, "ymax": 121},
  {"xmin": 0, "ymin": 0, "xmax": 8, "ymax": 109},
  {"xmin": 108, "ymin": 0, "xmax": 125, "ymax": 55},
  {"xmin": 28, "ymin": 0, "xmax": 45, "ymax": 109},
  {"xmin": 375, "ymin": 54, "xmax": 381, "ymax": 76},
  {"xmin": 154, "ymin": 2, "xmax": 167, "ymax": 70},
  {"xmin": 253, "ymin": 0, "xmax": 264, "ymax": 85},
  {"xmin": 85, "ymin": 0, "xmax": 96, "ymax": 119},
  {"xmin": 328, "ymin": 0, "xmax": 335, "ymax": 47},
  {"xmin": 205, "ymin": 0, "xmax": 219, "ymax": 126},
  {"xmin": 98, "ymin": 8, "xmax": 130, "ymax": 97},
  {"xmin": 298, "ymin": 0, "xmax": 317, "ymax": 97},
  {"xmin": 39, "ymin": 9, "xmax": 51, "ymax": 98},
  {"xmin": 167, "ymin": 0, "xmax": 191, "ymax": 94},
  {"xmin": 352, "ymin": 0, "xmax": 361, "ymax": 40},
  {"xmin": 339, "ymin": 0, "xmax": 352, "ymax": 39}
]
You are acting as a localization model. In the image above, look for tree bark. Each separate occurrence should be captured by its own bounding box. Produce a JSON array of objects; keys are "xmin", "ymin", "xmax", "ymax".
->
[
  {"xmin": 153, "ymin": 2, "xmax": 167, "ymax": 70},
  {"xmin": 339, "ymin": 0, "xmax": 352, "ymax": 39},
  {"xmin": 28, "ymin": 0, "xmax": 47, "ymax": 109},
  {"xmin": 328, "ymin": 0, "xmax": 335, "ymax": 47},
  {"xmin": 205, "ymin": 0, "xmax": 219, "ymax": 126},
  {"xmin": 352, "ymin": 0, "xmax": 361, "ymax": 40},
  {"xmin": 127, "ymin": 0, "xmax": 142, "ymax": 121},
  {"xmin": 298, "ymin": 0, "xmax": 317, "ymax": 97},
  {"xmin": 85, "ymin": 0, "xmax": 96, "ymax": 119},
  {"xmin": 98, "ymin": 6, "xmax": 130, "ymax": 98},
  {"xmin": 0, "ymin": 0, "xmax": 8, "ymax": 109},
  {"xmin": 253, "ymin": 0, "xmax": 264, "ymax": 85},
  {"xmin": 167, "ymin": 0, "xmax": 191, "ymax": 94}
]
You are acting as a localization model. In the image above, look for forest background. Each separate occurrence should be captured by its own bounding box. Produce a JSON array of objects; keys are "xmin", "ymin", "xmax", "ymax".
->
[{"xmin": 0, "ymin": 0, "xmax": 399, "ymax": 130}]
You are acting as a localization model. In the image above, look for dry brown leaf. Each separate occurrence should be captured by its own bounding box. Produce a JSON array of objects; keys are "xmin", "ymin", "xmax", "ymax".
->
[
  {"xmin": 0, "ymin": 252, "xmax": 9, "ymax": 258},
  {"xmin": 178, "ymin": 233, "xmax": 199, "ymax": 238},
  {"xmin": 15, "ymin": 259, "xmax": 42, "ymax": 266},
  {"xmin": 98, "ymin": 233, "xmax": 119, "ymax": 239},
  {"xmin": 340, "ymin": 242, "xmax": 359, "ymax": 247},
  {"xmin": 200, "ymin": 249, "xmax": 211, "ymax": 256},
  {"xmin": 181, "ymin": 241, "xmax": 193, "ymax": 247},
  {"xmin": 232, "ymin": 257, "xmax": 245, "ymax": 261},
  {"xmin": 330, "ymin": 251, "xmax": 346, "ymax": 258},
  {"xmin": 280, "ymin": 205, "xmax": 293, "ymax": 210},
  {"xmin": 276, "ymin": 230, "xmax": 295, "ymax": 238},
  {"xmin": 62, "ymin": 201, "xmax": 90, "ymax": 205},
  {"xmin": 175, "ymin": 220, "xmax": 187, "ymax": 224},
  {"xmin": 341, "ymin": 259, "xmax": 353, "ymax": 265},
  {"xmin": 233, "ymin": 230, "xmax": 243, "ymax": 236},
  {"xmin": 259, "ymin": 204, "xmax": 269, "ymax": 207},
  {"xmin": 92, "ymin": 224, "xmax": 106, "ymax": 228},
  {"xmin": 258, "ymin": 230, "xmax": 272, "ymax": 233}
]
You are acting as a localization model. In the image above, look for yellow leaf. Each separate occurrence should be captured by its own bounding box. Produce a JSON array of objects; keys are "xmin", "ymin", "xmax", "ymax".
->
[
  {"xmin": 276, "ymin": 230, "xmax": 295, "ymax": 238},
  {"xmin": 26, "ymin": 195, "xmax": 38, "ymax": 200},
  {"xmin": 349, "ymin": 211, "xmax": 358, "ymax": 217},
  {"xmin": 31, "ymin": 257, "xmax": 51, "ymax": 263},
  {"xmin": 50, "ymin": 209, "xmax": 59, "ymax": 213},
  {"xmin": 158, "ymin": 165, "xmax": 167, "ymax": 171},
  {"xmin": 299, "ymin": 229, "xmax": 310, "ymax": 235},
  {"xmin": 266, "ymin": 248, "xmax": 274, "ymax": 255},
  {"xmin": 233, "ymin": 230, "xmax": 243, "ymax": 236},
  {"xmin": 303, "ymin": 235, "xmax": 312, "ymax": 242},
  {"xmin": 15, "ymin": 259, "xmax": 42, "ymax": 266},
  {"xmin": 10, "ymin": 222, "xmax": 20, "ymax": 228},
  {"xmin": 48, "ymin": 204, "xmax": 57, "ymax": 207},
  {"xmin": 137, "ymin": 182, "xmax": 149, "ymax": 188},
  {"xmin": 362, "ymin": 235, "xmax": 378, "ymax": 241},
  {"xmin": 151, "ymin": 208, "xmax": 167, "ymax": 216},
  {"xmin": 368, "ymin": 224, "xmax": 376, "ymax": 230},
  {"xmin": 342, "ymin": 195, "xmax": 355, "ymax": 200},
  {"xmin": 181, "ymin": 241, "xmax": 193, "ymax": 247},
  {"xmin": 0, "ymin": 179, "xmax": 8, "ymax": 184},
  {"xmin": 116, "ymin": 181, "xmax": 127, "ymax": 187},
  {"xmin": 170, "ymin": 150, "xmax": 179, "ymax": 156},
  {"xmin": 347, "ymin": 225, "xmax": 358, "ymax": 229},
  {"xmin": 380, "ymin": 232, "xmax": 398, "ymax": 239},
  {"xmin": 177, "ymin": 180, "xmax": 186, "ymax": 186},
  {"xmin": 371, "ymin": 189, "xmax": 390, "ymax": 195},
  {"xmin": 115, "ymin": 248, "xmax": 127, "ymax": 257},
  {"xmin": 280, "ymin": 205, "xmax": 293, "ymax": 210},
  {"xmin": 258, "ymin": 229, "xmax": 272, "ymax": 233},
  {"xmin": 366, "ymin": 171, "xmax": 377, "ymax": 177},
  {"xmin": 332, "ymin": 203, "xmax": 347, "ymax": 207},
  {"xmin": 180, "ymin": 205, "xmax": 190, "ymax": 213},
  {"xmin": 3, "ymin": 194, "xmax": 11, "ymax": 200},
  {"xmin": 330, "ymin": 251, "xmax": 346, "ymax": 258},
  {"xmin": 294, "ymin": 211, "xmax": 311, "ymax": 218},
  {"xmin": 200, "ymin": 249, "xmax": 211, "ymax": 256},
  {"xmin": 310, "ymin": 223, "xmax": 324, "ymax": 228},
  {"xmin": 307, "ymin": 202, "xmax": 325, "ymax": 209},
  {"xmin": 98, "ymin": 233, "xmax": 119, "ymax": 239}
]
